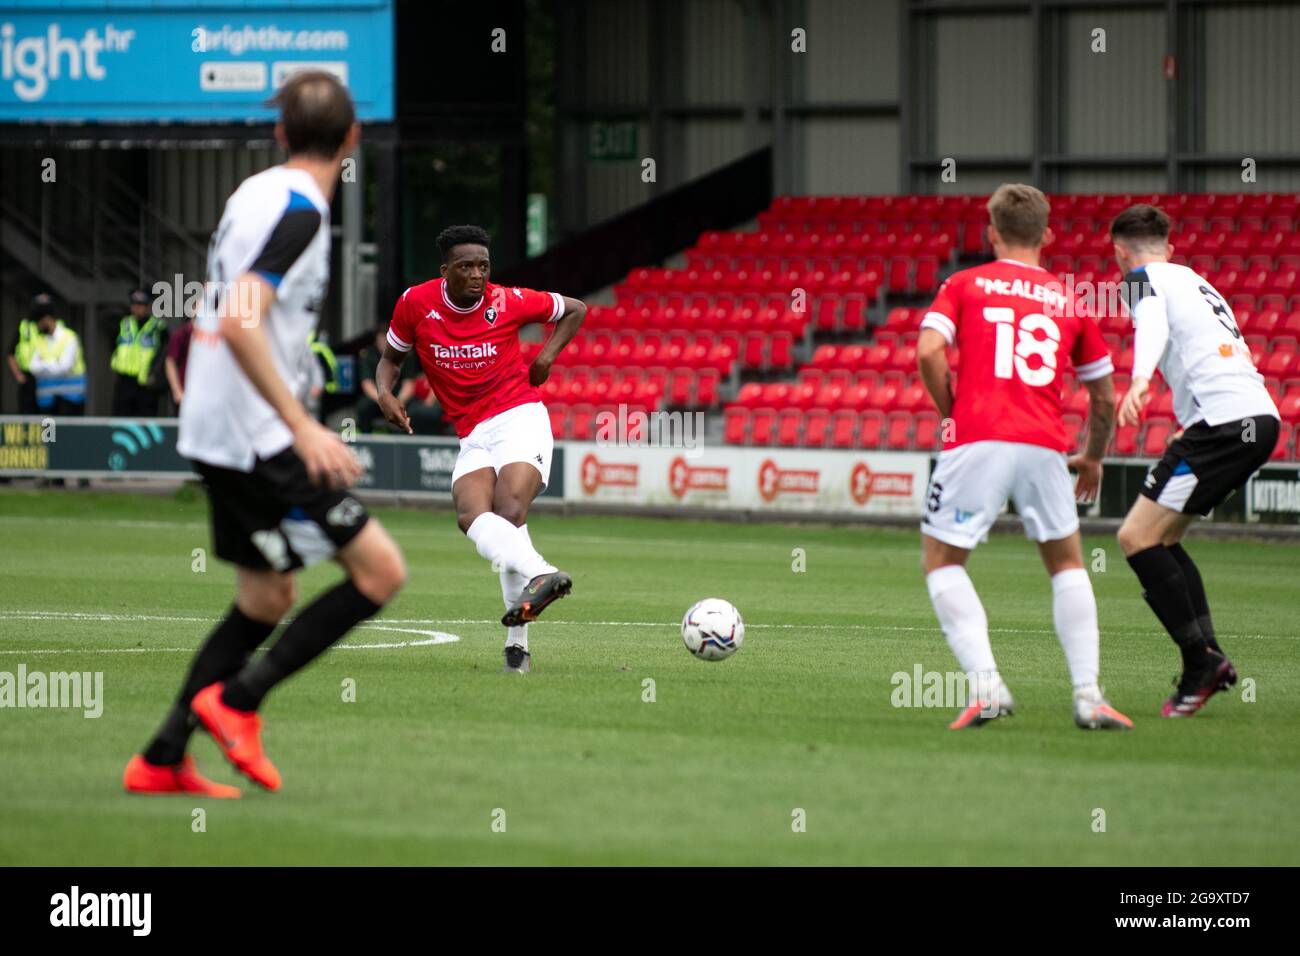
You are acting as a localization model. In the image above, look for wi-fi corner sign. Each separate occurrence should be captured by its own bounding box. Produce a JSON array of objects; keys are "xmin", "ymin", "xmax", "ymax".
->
[{"xmin": 0, "ymin": 1, "xmax": 394, "ymax": 122}]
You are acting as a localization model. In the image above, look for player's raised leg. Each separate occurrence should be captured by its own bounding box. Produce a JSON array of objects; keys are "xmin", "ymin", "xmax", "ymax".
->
[
  {"xmin": 454, "ymin": 459, "xmax": 571, "ymax": 672},
  {"xmin": 193, "ymin": 519, "xmax": 406, "ymax": 790},
  {"xmin": 491, "ymin": 461, "xmax": 570, "ymax": 632}
]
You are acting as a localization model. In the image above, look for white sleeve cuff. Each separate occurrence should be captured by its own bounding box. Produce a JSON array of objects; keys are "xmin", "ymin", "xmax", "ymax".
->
[
  {"xmin": 386, "ymin": 328, "xmax": 412, "ymax": 352},
  {"xmin": 919, "ymin": 312, "xmax": 956, "ymax": 344},
  {"xmin": 548, "ymin": 292, "xmax": 565, "ymax": 323},
  {"xmin": 1075, "ymin": 356, "xmax": 1114, "ymax": 382}
]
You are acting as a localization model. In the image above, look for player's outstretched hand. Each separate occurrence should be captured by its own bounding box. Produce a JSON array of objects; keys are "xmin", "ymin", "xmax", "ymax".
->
[
  {"xmin": 1117, "ymin": 377, "xmax": 1150, "ymax": 428},
  {"xmin": 377, "ymin": 393, "xmax": 413, "ymax": 435},
  {"xmin": 1067, "ymin": 454, "xmax": 1103, "ymax": 505},
  {"xmin": 294, "ymin": 419, "xmax": 363, "ymax": 489},
  {"xmin": 529, "ymin": 356, "xmax": 553, "ymax": 387}
]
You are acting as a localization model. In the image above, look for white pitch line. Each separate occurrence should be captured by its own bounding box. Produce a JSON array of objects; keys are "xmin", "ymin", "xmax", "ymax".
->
[
  {"xmin": 0, "ymin": 614, "xmax": 459, "ymax": 654},
  {"xmin": 0, "ymin": 609, "xmax": 1283, "ymax": 642}
]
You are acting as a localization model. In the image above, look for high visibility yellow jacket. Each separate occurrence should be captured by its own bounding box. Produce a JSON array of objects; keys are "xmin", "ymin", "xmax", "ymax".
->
[{"xmin": 111, "ymin": 314, "xmax": 166, "ymax": 385}]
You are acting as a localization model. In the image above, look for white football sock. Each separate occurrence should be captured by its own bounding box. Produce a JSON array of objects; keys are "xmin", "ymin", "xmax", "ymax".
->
[
  {"xmin": 926, "ymin": 564, "xmax": 1000, "ymax": 697},
  {"xmin": 466, "ymin": 513, "xmax": 554, "ymax": 580},
  {"xmin": 501, "ymin": 554, "xmax": 529, "ymax": 652},
  {"xmin": 1051, "ymin": 567, "xmax": 1100, "ymax": 691}
]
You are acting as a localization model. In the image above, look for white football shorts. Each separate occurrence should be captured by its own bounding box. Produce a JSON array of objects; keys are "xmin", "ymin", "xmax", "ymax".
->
[
  {"xmin": 451, "ymin": 401, "xmax": 554, "ymax": 491},
  {"xmin": 921, "ymin": 440, "xmax": 1079, "ymax": 550}
]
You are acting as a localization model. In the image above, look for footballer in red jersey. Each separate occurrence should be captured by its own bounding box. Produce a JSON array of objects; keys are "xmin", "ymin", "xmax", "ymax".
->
[
  {"xmin": 914, "ymin": 184, "xmax": 1131, "ymax": 732},
  {"xmin": 376, "ymin": 225, "xmax": 586, "ymax": 673}
]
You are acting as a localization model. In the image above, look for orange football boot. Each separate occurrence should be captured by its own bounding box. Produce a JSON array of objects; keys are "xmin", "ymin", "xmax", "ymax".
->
[
  {"xmin": 191, "ymin": 683, "xmax": 282, "ymax": 792},
  {"xmin": 123, "ymin": 753, "xmax": 241, "ymax": 798}
]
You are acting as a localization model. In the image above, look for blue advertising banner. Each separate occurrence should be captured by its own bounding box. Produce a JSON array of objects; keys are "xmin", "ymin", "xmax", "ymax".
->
[{"xmin": 0, "ymin": 1, "xmax": 393, "ymax": 122}]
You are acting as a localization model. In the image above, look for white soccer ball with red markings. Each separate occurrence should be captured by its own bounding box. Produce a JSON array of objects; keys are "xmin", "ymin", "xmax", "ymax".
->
[{"xmin": 681, "ymin": 598, "xmax": 744, "ymax": 661}]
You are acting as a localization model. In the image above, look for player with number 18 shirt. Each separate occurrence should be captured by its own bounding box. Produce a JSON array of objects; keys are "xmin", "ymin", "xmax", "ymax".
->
[{"xmin": 914, "ymin": 183, "xmax": 1130, "ymax": 733}]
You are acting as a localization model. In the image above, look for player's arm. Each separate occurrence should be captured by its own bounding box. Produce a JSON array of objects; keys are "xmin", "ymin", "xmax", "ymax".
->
[
  {"xmin": 1068, "ymin": 374, "xmax": 1115, "ymax": 504},
  {"xmin": 917, "ymin": 328, "xmax": 955, "ymax": 419},
  {"xmin": 529, "ymin": 295, "xmax": 586, "ymax": 387},
  {"xmin": 375, "ymin": 341, "xmax": 413, "ymax": 435},
  {"xmin": 219, "ymin": 273, "xmax": 360, "ymax": 488},
  {"xmin": 1118, "ymin": 277, "xmax": 1168, "ymax": 428}
]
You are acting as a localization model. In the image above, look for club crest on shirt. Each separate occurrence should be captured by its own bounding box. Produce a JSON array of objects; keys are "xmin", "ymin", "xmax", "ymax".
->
[{"xmin": 484, "ymin": 307, "xmax": 498, "ymax": 325}]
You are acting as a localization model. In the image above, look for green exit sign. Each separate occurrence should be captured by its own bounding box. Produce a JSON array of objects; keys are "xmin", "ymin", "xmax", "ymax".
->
[{"xmin": 588, "ymin": 118, "xmax": 639, "ymax": 161}]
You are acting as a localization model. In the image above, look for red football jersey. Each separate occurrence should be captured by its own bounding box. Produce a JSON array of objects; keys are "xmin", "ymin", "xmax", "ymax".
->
[
  {"xmin": 920, "ymin": 259, "xmax": 1113, "ymax": 452},
  {"xmin": 388, "ymin": 278, "xmax": 564, "ymax": 436}
]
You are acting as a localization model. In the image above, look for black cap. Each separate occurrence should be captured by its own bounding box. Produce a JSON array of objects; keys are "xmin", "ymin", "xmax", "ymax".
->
[
  {"xmin": 129, "ymin": 289, "xmax": 150, "ymax": 305},
  {"xmin": 30, "ymin": 292, "xmax": 54, "ymax": 317}
]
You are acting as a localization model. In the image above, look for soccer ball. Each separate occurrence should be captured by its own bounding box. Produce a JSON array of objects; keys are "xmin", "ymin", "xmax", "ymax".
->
[{"xmin": 681, "ymin": 598, "xmax": 744, "ymax": 661}]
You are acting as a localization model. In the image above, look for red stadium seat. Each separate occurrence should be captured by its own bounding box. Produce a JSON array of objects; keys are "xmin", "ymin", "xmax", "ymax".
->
[
  {"xmin": 769, "ymin": 332, "xmax": 794, "ymax": 370},
  {"xmin": 1263, "ymin": 350, "xmax": 1298, "ymax": 378},
  {"xmin": 804, "ymin": 409, "xmax": 831, "ymax": 448},
  {"xmin": 884, "ymin": 413, "xmax": 912, "ymax": 449},
  {"xmin": 867, "ymin": 383, "xmax": 900, "ymax": 412},
  {"xmin": 696, "ymin": 369, "xmax": 721, "ymax": 407},
  {"xmin": 858, "ymin": 411, "xmax": 885, "ymax": 449},
  {"xmin": 547, "ymin": 404, "xmax": 568, "ymax": 438},
  {"xmin": 1273, "ymin": 422, "xmax": 1294, "ymax": 460},
  {"xmin": 913, "ymin": 413, "xmax": 942, "ymax": 450},
  {"xmin": 830, "ymin": 410, "xmax": 858, "ymax": 448},
  {"xmin": 897, "ymin": 382, "xmax": 930, "ymax": 413},
  {"xmin": 1113, "ymin": 425, "xmax": 1140, "ymax": 456},
  {"xmin": 1142, "ymin": 419, "xmax": 1176, "ymax": 456},
  {"xmin": 776, "ymin": 409, "xmax": 803, "ymax": 446},
  {"xmin": 735, "ymin": 382, "xmax": 765, "ymax": 409},
  {"xmin": 570, "ymin": 405, "xmax": 596, "ymax": 441},
  {"xmin": 750, "ymin": 408, "xmax": 777, "ymax": 446},
  {"xmin": 724, "ymin": 407, "xmax": 749, "ymax": 445},
  {"xmin": 914, "ymin": 257, "xmax": 941, "ymax": 293}
]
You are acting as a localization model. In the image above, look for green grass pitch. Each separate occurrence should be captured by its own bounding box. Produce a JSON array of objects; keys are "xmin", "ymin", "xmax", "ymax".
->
[{"xmin": 1, "ymin": 487, "xmax": 1297, "ymax": 865}]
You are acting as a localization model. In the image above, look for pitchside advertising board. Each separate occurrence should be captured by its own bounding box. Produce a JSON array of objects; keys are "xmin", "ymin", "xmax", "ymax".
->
[
  {"xmin": 0, "ymin": 419, "xmax": 566, "ymax": 498},
  {"xmin": 0, "ymin": 1, "xmax": 394, "ymax": 122},
  {"xmin": 3, "ymin": 418, "xmax": 1298, "ymax": 523},
  {"xmin": 564, "ymin": 442, "xmax": 930, "ymax": 516}
]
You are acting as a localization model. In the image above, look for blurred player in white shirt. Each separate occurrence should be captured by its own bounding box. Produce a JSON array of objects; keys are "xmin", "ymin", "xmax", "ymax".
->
[{"xmin": 125, "ymin": 72, "xmax": 407, "ymax": 798}]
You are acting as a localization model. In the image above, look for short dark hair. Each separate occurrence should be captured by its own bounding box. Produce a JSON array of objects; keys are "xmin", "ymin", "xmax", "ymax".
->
[
  {"xmin": 437, "ymin": 225, "xmax": 491, "ymax": 263},
  {"xmin": 269, "ymin": 70, "xmax": 355, "ymax": 160},
  {"xmin": 1110, "ymin": 204, "xmax": 1171, "ymax": 246}
]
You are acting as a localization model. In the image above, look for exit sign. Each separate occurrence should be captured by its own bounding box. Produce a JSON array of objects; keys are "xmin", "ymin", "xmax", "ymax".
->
[{"xmin": 588, "ymin": 119, "xmax": 639, "ymax": 161}]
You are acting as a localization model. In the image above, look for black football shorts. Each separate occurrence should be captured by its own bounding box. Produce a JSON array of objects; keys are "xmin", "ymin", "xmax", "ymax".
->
[
  {"xmin": 1140, "ymin": 415, "xmax": 1280, "ymax": 516},
  {"xmin": 193, "ymin": 448, "xmax": 370, "ymax": 571}
]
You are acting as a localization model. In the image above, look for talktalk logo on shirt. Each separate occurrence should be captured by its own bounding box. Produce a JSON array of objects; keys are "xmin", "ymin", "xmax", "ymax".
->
[{"xmin": 429, "ymin": 342, "xmax": 498, "ymax": 360}]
